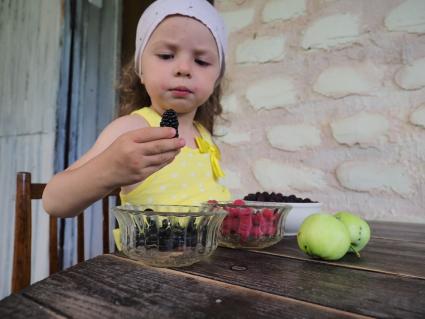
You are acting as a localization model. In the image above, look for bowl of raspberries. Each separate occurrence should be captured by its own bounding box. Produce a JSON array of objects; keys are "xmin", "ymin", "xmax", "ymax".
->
[
  {"xmin": 204, "ymin": 199, "xmax": 292, "ymax": 249},
  {"xmin": 113, "ymin": 204, "xmax": 227, "ymax": 267},
  {"xmin": 243, "ymin": 192, "xmax": 323, "ymax": 236}
]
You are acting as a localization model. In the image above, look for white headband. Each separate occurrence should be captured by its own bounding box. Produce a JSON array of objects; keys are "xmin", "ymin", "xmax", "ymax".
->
[{"xmin": 134, "ymin": 0, "xmax": 227, "ymax": 78}]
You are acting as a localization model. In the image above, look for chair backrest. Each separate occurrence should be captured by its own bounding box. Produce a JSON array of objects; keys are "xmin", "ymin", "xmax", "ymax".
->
[{"xmin": 12, "ymin": 171, "xmax": 120, "ymax": 293}]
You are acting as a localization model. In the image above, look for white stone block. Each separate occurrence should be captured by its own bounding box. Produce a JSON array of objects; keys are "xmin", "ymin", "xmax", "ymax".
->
[
  {"xmin": 336, "ymin": 161, "xmax": 413, "ymax": 195},
  {"xmin": 221, "ymin": 94, "xmax": 240, "ymax": 114},
  {"xmin": 220, "ymin": 169, "xmax": 242, "ymax": 189},
  {"xmin": 218, "ymin": 131, "xmax": 251, "ymax": 145},
  {"xmin": 301, "ymin": 14, "xmax": 360, "ymax": 50},
  {"xmin": 262, "ymin": 0, "xmax": 306, "ymax": 23},
  {"xmin": 313, "ymin": 64, "xmax": 382, "ymax": 98},
  {"xmin": 214, "ymin": 124, "xmax": 229, "ymax": 136},
  {"xmin": 221, "ymin": 7, "xmax": 255, "ymax": 33},
  {"xmin": 246, "ymin": 76, "xmax": 297, "ymax": 110},
  {"xmin": 385, "ymin": 0, "xmax": 425, "ymax": 34},
  {"xmin": 266, "ymin": 124, "xmax": 321, "ymax": 151},
  {"xmin": 410, "ymin": 105, "xmax": 425, "ymax": 128},
  {"xmin": 253, "ymin": 158, "xmax": 327, "ymax": 191},
  {"xmin": 236, "ymin": 35, "xmax": 286, "ymax": 64},
  {"xmin": 394, "ymin": 57, "xmax": 425, "ymax": 90},
  {"xmin": 330, "ymin": 112, "xmax": 389, "ymax": 145}
]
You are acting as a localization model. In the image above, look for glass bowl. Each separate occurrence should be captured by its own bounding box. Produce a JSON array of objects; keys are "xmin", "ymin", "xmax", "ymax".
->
[
  {"xmin": 113, "ymin": 204, "xmax": 227, "ymax": 267},
  {"xmin": 204, "ymin": 201, "xmax": 292, "ymax": 249}
]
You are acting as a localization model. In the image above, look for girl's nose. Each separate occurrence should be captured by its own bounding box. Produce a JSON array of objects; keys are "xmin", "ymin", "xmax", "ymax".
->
[{"xmin": 174, "ymin": 58, "xmax": 192, "ymax": 78}]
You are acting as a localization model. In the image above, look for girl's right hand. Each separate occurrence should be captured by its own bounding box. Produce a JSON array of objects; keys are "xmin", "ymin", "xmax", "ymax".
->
[{"xmin": 100, "ymin": 126, "xmax": 185, "ymax": 188}]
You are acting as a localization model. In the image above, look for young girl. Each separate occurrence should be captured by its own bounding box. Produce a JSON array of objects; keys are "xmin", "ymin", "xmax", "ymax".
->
[{"xmin": 42, "ymin": 0, "xmax": 231, "ymax": 218}]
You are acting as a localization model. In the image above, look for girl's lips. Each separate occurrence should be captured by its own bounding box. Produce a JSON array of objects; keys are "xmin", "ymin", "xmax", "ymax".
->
[
  {"xmin": 170, "ymin": 86, "xmax": 192, "ymax": 93},
  {"xmin": 170, "ymin": 87, "xmax": 193, "ymax": 97}
]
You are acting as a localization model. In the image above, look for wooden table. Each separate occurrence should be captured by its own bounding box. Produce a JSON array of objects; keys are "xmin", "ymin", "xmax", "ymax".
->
[{"xmin": 1, "ymin": 221, "xmax": 424, "ymax": 318}]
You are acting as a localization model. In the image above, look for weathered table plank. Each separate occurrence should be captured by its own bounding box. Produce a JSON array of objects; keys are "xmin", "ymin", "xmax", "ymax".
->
[
  {"xmin": 2, "ymin": 221, "xmax": 424, "ymax": 318},
  {"xmin": 255, "ymin": 236, "xmax": 425, "ymax": 279},
  {"xmin": 179, "ymin": 247, "xmax": 425, "ymax": 319},
  {"xmin": 368, "ymin": 221, "xmax": 425, "ymax": 242},
  {"xmin": 0, "ymin": 294, "xmax": 63, "ymax": 318},
  {"xmin": 19, "ymin": 255, "xmax": 367, "ymax": 319}
]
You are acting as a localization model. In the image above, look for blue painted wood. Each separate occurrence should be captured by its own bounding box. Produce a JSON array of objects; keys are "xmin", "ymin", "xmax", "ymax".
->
[
  {"xmin": 54, "ymin": 0, "xmax": 73, "ymax": 271},
  {"xmin": 62, "ymin": 0, "xmax": 121, "ymax": 268}
]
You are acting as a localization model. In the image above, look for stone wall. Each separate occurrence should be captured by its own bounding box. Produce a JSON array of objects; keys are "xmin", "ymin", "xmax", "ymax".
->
[{"xmin": 215, "ymin": 0, "xmax": 425, "ymax": 223}]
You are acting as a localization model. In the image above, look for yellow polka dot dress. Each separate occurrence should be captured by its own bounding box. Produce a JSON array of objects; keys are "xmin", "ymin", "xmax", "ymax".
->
[{"xmin": 120, "ymin": 107, "xmax": 231, "ymax": 205}]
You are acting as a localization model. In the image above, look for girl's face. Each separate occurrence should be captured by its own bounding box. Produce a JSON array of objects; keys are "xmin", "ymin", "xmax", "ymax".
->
[{"xmin": 140, "ymin": 15, "xmax": 221, "ymax": 116}]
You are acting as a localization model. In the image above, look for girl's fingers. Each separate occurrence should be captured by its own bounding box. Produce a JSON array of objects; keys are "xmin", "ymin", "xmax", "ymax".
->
[
  {"xmin": 142, "ymin": 137, "xmax": 185, "ymax": 156},
  {"xmin": 129, "ymin": 127, "xmax": 177, "ymax": 143},
  {"xmin": 143, "ymin": 150, "xmax": 179, "ymax": 167}
]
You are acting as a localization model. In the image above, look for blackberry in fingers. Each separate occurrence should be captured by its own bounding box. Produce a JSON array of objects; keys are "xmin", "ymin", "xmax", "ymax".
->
[{"xmin": 160, "ymin": 109, "xmax": 179, "ymax": 137}]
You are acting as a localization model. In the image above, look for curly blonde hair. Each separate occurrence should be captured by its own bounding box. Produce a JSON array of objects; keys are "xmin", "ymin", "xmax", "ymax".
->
[{"xmin": 118, "ymin": 58, "xmax": 224, "ymax": 135}]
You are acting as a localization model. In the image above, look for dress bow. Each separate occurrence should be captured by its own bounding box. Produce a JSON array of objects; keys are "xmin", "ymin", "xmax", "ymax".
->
[{"xmin": 195, "ymin": 137, "xmax": 225, "ymax": 179}]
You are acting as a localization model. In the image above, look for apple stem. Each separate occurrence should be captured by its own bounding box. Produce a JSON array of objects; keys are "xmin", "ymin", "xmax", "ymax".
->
[{"xmin": 350, "ymin": 245, "xmax": 361, "ymax": 258}]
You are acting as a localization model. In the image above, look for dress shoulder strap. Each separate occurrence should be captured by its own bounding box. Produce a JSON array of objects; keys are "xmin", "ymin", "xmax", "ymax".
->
[
  {"xmin": 131, "ymin": 107, "xmax": 161, "ymax": 127},
  {"xmin": 194, "ymin": 121, "xmax": 213, "ymax": 144}
]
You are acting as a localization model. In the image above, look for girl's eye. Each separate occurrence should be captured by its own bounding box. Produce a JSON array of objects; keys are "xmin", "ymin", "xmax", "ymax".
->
[
  {"xmin": 195, "ymin": 59, "xmax": 210, "ymax": 66},
  {"xmin": 158, "ymin": 54, "xmax": 173, "ymax": 60}
]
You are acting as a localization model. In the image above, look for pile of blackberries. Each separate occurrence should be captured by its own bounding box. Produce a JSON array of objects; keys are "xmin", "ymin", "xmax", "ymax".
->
[
  {"xmin": 135, "ymin": 216, "xmax": 205, "ymax": 251},
  {"xmin": 160, "ymin": 109, "xmax": 179, "ymax": 137},
  {"xmin": 243, "ymin": 192, "xmax": 316, "ymax": 203}
]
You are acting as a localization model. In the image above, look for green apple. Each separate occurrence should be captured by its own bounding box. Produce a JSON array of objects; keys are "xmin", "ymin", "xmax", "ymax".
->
[
  {"xmin": 335, "ymin": 211, "xmax": 371, "ymax": 255},
  {"xmin": 297, "ymin": 213, "xmax": 351, "ymax": 261}
]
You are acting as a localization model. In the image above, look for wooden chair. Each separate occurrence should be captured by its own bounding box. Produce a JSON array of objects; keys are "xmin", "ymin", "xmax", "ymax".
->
[{"xmin": 12, "ymin": 171, "xmax": 121, "ymax": 293}]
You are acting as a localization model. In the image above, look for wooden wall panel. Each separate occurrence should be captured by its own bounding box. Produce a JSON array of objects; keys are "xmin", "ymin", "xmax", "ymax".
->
[
  {"xmin": 0, "ymin": 0, "xmax": 62, "ymax": 299},
  {"xmin": 0, "ymin": 0, "xmax": 123, "ymax": 299}
]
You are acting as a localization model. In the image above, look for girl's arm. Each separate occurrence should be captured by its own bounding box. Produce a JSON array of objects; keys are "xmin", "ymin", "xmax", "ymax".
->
[{"xmin": 42, "ymin": 115, "xmax": 185, "ymax": 218}]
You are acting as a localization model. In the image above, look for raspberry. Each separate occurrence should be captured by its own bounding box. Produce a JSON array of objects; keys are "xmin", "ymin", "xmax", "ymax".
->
[
  {"xmin": 227, "ymin": 207, "xmax": 240, "ymax": 218},
  {"xmin": 221, "ymin": 216, "xmax": 231, "ymax": 236},
  {"xmin": 160, "ymin": 109, "xmax": 179, "ymax": 137},
  {"xmin": 237, "ymin": 208, "xmax": 253, "ymax": 241},
  {"xmin": 250, "ymin": 213, "xmax": 263, "ymax": 239},
  {"xmin": 261, "ymin": 208, "xmax": 274, "ymax": 219},
  {"xmin": 230, "ymin": 217, "xmax": 240, "ymax": 233},
  {"xmin": 251, "ymin": 213, "xmax": 263, "ymax": 226},
  {"xmin": 250, "ymin": 226, "xmax": 263, "ymax": 239},
  {"xmin": 268, "ymin": 225, "xmax": 277, "ymax": 236},
  {"xmin": 260, "ymin": 219, "xmax": 269, "ymax": 235},
  {"xmin": 232, "ymin": 199, "xmax": 246, "ymax": 206},
  {"xmin": 225, "ymin": 207, "xmax": 240, "ymax": 233},
  {"xmin": 260, "ymin": 208, "xmax": 275, "ymax": 236}
]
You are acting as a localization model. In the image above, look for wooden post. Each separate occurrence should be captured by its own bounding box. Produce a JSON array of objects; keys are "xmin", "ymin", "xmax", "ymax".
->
[
  {"xmin": 102, "ymin": 197, "xmax": 109, "ymax": 254},
  {"xmin": 78, "ymin": 213, "xmax": 84, "ymax": 263},
  {"xmin": 49, "ymin": 216, "xmax": 59, "ymax": 274},
  {"xmin": 12, "ymin": 172, "xmax": 32, "ymax": 292}
]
